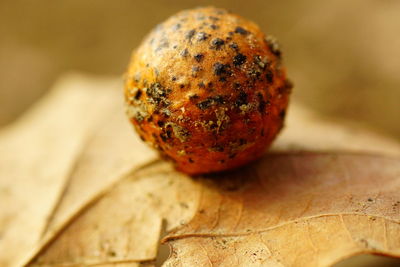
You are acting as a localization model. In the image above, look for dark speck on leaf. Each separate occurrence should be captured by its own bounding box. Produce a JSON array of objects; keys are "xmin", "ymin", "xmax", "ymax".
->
[
  {"xmin": 189, "ymin": 158, "xmax": 194, "ymax": 163},
  {"xmin": 108, "ymin": 251, "xmax": 117, "ymax": 257},
  {"xmin": 233, "ymin": 53, "xmax": 246, "ymax": 66},
  {"xmin": 180, "ymin": 202, "xmax": 189, "ymax": 209},
  {"xmin": 171, "ymin": 76, "xmax": 177, "ymax": 81},
  {"xmin": 157, "ymin": 120, "xmax": 165, "ymax": 127},
  {"xmin": 210, "ymin": 38, "xmax": 225, "ymax": 50},
  {"xmin": 235, "ymin": 26, "xmax": 249, "ymax": 35}
]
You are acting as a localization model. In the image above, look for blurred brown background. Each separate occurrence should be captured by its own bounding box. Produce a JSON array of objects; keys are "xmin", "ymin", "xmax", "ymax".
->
[{"xmin": 1, "ymin": 0, "xmax": 399, "ymax": 139}]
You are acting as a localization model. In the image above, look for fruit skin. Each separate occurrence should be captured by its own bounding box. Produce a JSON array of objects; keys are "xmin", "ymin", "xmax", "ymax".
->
[{"xmin": 124, "ymin": 6, "xmax": 291, "ymax": 175}]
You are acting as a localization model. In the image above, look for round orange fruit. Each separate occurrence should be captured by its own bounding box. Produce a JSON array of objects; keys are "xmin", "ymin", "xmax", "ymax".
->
[{"xmin": 124, "ymin": 7, "xmax": 291, "ymax": 175}]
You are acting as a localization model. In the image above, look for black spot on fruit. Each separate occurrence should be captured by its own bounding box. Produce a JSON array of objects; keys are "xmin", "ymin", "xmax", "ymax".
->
[
  {"xmin": 234, "ymin": 26, "xmax": 249, "ymax": 35},
  {"xmin": 233, "ymin": 53, "xmax": 246, "ymax": 66},
  {"xmin": 210, "ymin": 38, "xmax": 225, "ymax": 50},
  {"xmin": 194, "ymin": 53, "xmax": 204, "ymax": 62}
]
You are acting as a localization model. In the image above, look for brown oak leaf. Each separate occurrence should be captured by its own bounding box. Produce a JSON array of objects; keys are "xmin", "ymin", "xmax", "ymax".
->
[{"xmin": 163, "ymin": 153, "xmax": 400, "ymax": 266}]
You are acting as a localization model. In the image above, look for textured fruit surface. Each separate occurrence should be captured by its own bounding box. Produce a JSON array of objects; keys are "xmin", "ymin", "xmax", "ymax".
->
[{"xmin": 124, "ymin": 7, "xmax": 291, "ymax": 175}]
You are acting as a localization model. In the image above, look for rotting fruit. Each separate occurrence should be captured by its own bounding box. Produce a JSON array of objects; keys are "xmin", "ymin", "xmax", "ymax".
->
[{"xmin": 124, "ymin": 6, "xmax": 292, "ymax": 175}]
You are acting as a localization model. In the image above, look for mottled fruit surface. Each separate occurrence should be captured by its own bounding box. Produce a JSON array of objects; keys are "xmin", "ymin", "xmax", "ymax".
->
[{"xmin": 124, "ymin": 6, "xmax": 292, "ymax": 175}]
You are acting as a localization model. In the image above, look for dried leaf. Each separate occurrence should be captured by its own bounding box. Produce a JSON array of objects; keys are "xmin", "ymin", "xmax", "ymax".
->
[
  {"xmin": 1, "ymin": 74, "xmax": 399, "ymax": 267},
  {"xmin": 164, "ymin": 153, "xmax": 400, "ymax": 266},
  {"xmin": 40, "ymin": 89, "xmax": 158, "ymax": 241},
  {"xmin": 0, "ymin": 74, "xmax": 122, "ymax": 267},
  {"xmin": 27, "ymin": 161, "xmax": 199, "ymax": 266},
  {"xmin": 26, "ymin": 154, "xmax": 400, "ymax": 267}
]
